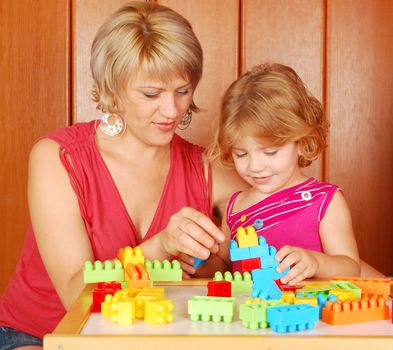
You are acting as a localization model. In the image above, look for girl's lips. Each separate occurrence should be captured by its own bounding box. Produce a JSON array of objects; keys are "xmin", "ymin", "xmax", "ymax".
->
[{"xmin": 251, "ymin": 175, "xmax": 272, "ymax": 184}]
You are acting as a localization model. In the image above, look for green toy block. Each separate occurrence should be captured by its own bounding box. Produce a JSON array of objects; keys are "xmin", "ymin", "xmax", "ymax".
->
[
  {"xmin": 296, "ymin": 284, "xmax": 334, "ymax": 297},
  {"xmin": 214, "ymin": 271, "xmax": 253, "ymax": 294},
  {"xmin": 239, "ymin": 300, "xmax": 288, "ymax": 329},
  {"xmin": 330, "ymin": 280, "xmax": 362, "ymax": 299},
  {"xmin": 83, "ymin": 259, "xmax": 124, "ymax": 283},
  {"xmin": 188, "ymin": 296, "xmax": 236, "ymax": 322},
  {"xmin": 144, "ymin": 259, "xmax": 182, "ymax": 281}
]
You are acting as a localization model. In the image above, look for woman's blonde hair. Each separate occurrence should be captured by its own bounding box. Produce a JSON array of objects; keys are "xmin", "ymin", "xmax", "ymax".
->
[
  {"xmin": 208, "ymin": 63, "xmax": 328, "ymax": 168},
  {"xmin": 91, "ymin": 1, "xmax": 203, "ymax": 113}
]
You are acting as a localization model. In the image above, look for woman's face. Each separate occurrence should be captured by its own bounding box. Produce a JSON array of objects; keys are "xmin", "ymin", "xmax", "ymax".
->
[{"xmin": 119, "ymin": 73, "xmax": 194, "ymax": 147}]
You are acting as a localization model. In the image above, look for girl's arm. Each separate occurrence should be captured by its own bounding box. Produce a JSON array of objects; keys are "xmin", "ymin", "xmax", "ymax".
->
[
  {"xmin": 28, "ymin": 139, "xmax": 94, "ymax": 310},
  {"xmin": 275, "ymin": 191, "xmax": 361, "ymax": 285}
]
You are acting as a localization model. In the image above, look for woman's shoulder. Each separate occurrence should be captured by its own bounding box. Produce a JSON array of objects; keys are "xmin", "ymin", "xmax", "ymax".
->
[{"xmin": 40, "ymin": 120, "xmax": 96, "ymax": 146}]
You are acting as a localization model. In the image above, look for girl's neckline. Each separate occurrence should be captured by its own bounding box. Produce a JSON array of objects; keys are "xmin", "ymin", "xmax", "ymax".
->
[{"xmin": 231, "ymin": 177, "xmax": 316, "ymax": 215}]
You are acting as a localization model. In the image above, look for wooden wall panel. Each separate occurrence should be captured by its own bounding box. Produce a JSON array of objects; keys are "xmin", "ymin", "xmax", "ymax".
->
[
  {"xmin": 241, "ymin": 0, "xmax": 325, "ymax": 180},
  {"xmin": 74, "ymin": 0, "xmax": 239, "ymax": 147},
  {"xmin": 159, "ymin": 0, "xmax": 239, "ymax": 146},
  {"xmin": 0, "ymin": 0, "xmax": 70, "ymax": 294},
  {"xmin": 327, "ymin": 0, "xmax": 393, "ymax": 275},
  {"xmin": 73, "ymin": 0, "xmax": 130, "ymax": 124}
]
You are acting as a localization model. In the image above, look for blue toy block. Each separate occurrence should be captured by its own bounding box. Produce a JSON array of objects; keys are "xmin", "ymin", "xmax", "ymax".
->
[
  {"xmin": 251, "ymin": 266, "xmax": 289, "ymax": 284},
  {"xmin": 192, "ymin": 257, "xmax": 206, "ymax": 268},
  {"xmin": 267, "ymin": 304, "xmax": 319, "ymax": 333},
  {"xmin": 229, "ymin": 240, "xmax": 251, "ymax": 261},
  {"xmin": 252, "ymin": 279, "xmax": 283, "ymax": 300},
  {"xmin": 249, "ymin": 239, "xmax": 269, "ymax": 258}
]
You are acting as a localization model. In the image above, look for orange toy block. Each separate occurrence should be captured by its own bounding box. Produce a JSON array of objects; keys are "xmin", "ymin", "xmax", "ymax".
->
[
  {"xmin": 331, "ymin": 276, "xmax": 391, "ymax": 296},
  {"xmin": 145, "ymin": 299, "xmax": 174, "ymax": 324},
  {"xmin": 237, "ymin": 225, "xmax": 258, "ymax": 248},
  {"xmin": 118, "ymin": 246, "xmax": 145, "ymax": 266},
  {"xmin": 125, "ymin": 263, "xmax": 151, "ymax": 288},
  {"xmin": 322, "ymin": 295, "xmax": 389, "ymax": 325}
]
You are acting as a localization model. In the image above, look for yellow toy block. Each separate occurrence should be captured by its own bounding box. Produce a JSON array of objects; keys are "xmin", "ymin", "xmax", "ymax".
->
[
  {"xmin": 101, "ymin": 294, "xmax": 116, "ymax": 319},
  {"xmin": 330, "ymin": 289, "xmax": 355, "ymax": 301},
  {"xmin": 294, "ymin": 297, "xmax": 318, "ymax": 306},
  {"xmin": 237, "ymin": 225, "xmax": 258, "ymax": 248},
  {"xmin": 135, "ymin": 291, "xmax": 164, "ymax": 319},
  {"xmin": 145, "ymin": 299, "xmax": 174, "ymax": 324},
  {"xmin": 118, "ymin": 246, "xmax": 145, "ymax": 266},
  {"xmin": 281, "ymin": 292, "xmax": 296, "ymax": 304},
  {"xmin": 111, "ymin": 297, "xmax": 136, "ymax": 325}
]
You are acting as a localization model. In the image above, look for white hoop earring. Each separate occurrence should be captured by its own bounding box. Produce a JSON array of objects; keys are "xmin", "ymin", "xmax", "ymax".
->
[
  {"xmin": 95, "ymin": 113, "xmax": 126, "ymax": 138},
  {"xmin": 177, "ymin": 109, "xmax": 193, "ymax": 130}
]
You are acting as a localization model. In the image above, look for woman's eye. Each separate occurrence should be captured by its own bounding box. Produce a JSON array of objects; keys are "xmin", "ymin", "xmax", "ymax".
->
[
  {"xmin": 176, "ymin": 89, "xmax": 190, "ymax": 95},
  {"xmin": 143, "ymin": 92, "xmax": 159, "ymax": 98}
]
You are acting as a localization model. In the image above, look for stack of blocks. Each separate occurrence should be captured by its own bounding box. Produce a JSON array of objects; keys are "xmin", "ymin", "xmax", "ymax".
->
[
  {"xmin": 83, "ymin": 246, "xmax": 181, "ymax": 325},
  {"xmin": 229, "ymin": 225, "xmax": 289, "ymax": 299}
]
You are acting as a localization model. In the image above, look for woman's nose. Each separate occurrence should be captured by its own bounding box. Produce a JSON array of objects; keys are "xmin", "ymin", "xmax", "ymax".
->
[{"xmin": 160, "ymin": 94, "xmax": 178, "ymax": 119}]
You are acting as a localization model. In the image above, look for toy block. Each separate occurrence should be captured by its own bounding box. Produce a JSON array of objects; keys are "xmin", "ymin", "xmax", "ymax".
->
[
  {"xmin": 145, "ymin": 299, "xmax": 174, "ymax": 324},
  {"xmin": 229, "ymin": 240, "xmax": 251, "ymax": 261},
  {"xmin": 125, "ymin": 263, "xmax": 151, "ymax": 288},
  {"xmin": 251, "ymin": 266, "xmax": 289, "ymax": 285},
  {"xmin": 252, "ymin": 278, "xmax": 283, "ymax": 300},
  {"xmin": 101, "ymin": 294, "xmax": 117, "ymax": 319},
  {"xmin": 297, "ymin": 284, "xmax": 334, "ymax": 297},
  {"xmin": 275, "ymin": 279, "xmax": 302, "ymax": 293},
  {"xmin": 321, "ymin": 295, "xmax": 389, "ymax": 325},
  {"xmin": 188, "ymin": 296, "xmax": 236, "ymax": 322},
  {"xmin": 214, "ymin": 271, "xmax": 253, "ymax": 294},
  {"xmin": 92, "ymin": 282, "xmax": 122, "ymax": 312},
  {"xmin": 110, "ymin": 297, "xmax": 136, "ymax": 325},
  {"xmin": 83, "ymin": 259, "xmax": 124, "ymax": 283},
  {"xmin": 330, "ymin": 289, "xmax": 355, "ymax": 301},
  {"xmin": 280, "ymin": 292, "xmax": 318, "ymax": 306},
  {"xmin": 192, "ymin": 256, "xmax": 206, "ymax": 268},
  {"xmin": 330, "ymin": 280, "xmax": 361, "ymax": 299},
  {"xmin": 239, "ymin": 299, "xmax": 287, "ymax": 329},
  {"xmin": 118, "ymin": 246, "xmax": 145, "ymax": 266},
  {"xmin": 267, "ymin": 304, "xmax": 319, "ymax": 333},
  {"xmin": 144, "ymin": 259, "xmax": 182, "ymax": 281},
  {"xmin": 232, "ymin": 257, "xmax": 261, "ymax": 273},
  {"xmin": 331, "ymin": 276, "xmax": 391, "ymax": 296},
  {"xmin": 207, "ymin": 280, "xmax": 232, "ymax": 297},
  {"xmin": 248, "ymin": 236, "xmax": 269, "ymax": 258},
  {"xmin": 135, "ymin": 288, "xmax": 165, "ymax": 319},
  {"xmin": 236, "ymin": 225, "xmax": 258, "ymax": 248}
]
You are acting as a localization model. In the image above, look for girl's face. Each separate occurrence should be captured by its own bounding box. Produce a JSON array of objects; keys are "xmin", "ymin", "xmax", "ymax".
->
[
  {"xmin": 231, "ymin": 135, "xmax": 304, "ymax": 197},
  {"xmin": 119, "ymin": 73, "xmax": 193, "ymax": 147}
]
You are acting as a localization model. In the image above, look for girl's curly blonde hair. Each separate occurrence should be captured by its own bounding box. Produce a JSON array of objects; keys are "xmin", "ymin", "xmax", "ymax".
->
[{"xmin": 208, "ymin": 63, "xmax": 328, "ymax": 168}]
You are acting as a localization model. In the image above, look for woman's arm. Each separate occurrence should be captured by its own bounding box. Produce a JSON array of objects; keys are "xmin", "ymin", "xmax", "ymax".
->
[
  {"xmin": 28, "ymin": 139, "xmax": 94, "ymax": 310},
  {"xmin": 276, "ymin": 191, "xmax": 361, "ymax": 284}
]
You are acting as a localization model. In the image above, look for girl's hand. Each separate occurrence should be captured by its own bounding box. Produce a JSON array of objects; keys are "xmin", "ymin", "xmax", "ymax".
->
[
  {"xmin": 275, "ymin": 245, "xmax": 319, "ymax": 285},
  {"xmin": 159, "ymin": 207, "xmax": 225, "ymax": 261}
]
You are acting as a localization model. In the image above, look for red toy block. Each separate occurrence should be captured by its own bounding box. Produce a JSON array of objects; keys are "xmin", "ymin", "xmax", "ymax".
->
[
  {"xmin": 274, "ymin": 279, "xmax": 302, "ymax": 293},
  {"xmin": 207, "ymin": 280, "xmax": 232, "ymax": 297},
  {"xmin": 232, "ymin": 257, "xmax": 261, "ymax": 273},
  {"xmin": 92, "ymin": 282, "xmax": 122, "ymax": 312}
]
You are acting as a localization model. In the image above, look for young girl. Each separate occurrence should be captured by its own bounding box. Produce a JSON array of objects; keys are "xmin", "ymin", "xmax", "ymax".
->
[{"xmin": 208, "ymin": 63, "xmax": 360, "ymax": 285}]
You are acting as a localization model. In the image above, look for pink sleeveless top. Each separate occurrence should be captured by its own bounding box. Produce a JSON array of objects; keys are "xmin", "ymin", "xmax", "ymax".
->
[
  {"xmin": 226, "ymin": 178, "xmax": 340, "ymax": 252},
  {"xmin": 0, "ymin": 121, "xmax": 212, "ymax": 338}
]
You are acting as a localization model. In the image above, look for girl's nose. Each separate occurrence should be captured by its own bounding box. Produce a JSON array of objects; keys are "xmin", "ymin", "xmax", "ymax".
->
[{"xmin": 247, "ymin": 154, "xmax": 265, "ymax": 172}]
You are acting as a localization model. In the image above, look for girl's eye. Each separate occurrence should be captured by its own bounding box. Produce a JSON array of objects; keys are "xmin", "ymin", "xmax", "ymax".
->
[
  {"xmin": 264, "ymin": 150, "xmax": 278, "ymax": 156},
  {"xmin": 233, "ymin": 152, "xmax": 247, "ymax": 158}
]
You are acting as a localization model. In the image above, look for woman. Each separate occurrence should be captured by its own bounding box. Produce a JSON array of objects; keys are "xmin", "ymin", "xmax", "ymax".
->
[{"xmin": 0, "ymin": 2, "xmax": 247, "ymax": 348}]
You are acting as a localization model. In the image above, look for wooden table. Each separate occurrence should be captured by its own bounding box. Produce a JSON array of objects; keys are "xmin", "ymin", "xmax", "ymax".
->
[{"xmin": 44, "ymin": 279, "xmax": 393, "ymax": 350}]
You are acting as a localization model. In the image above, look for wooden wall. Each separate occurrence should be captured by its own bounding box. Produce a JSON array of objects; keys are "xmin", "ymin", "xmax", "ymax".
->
[{"xmin": 1, "ymin": 0, "xmax": 392, "ymax": 295}]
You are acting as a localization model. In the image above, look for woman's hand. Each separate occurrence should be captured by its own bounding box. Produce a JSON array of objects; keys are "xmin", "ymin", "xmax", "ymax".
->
[
  {"xmin": 159, "ymin": 207, "xmax": 225, "ymax": 260},
  {"xmin": 275, "ymin": 245, "xmax": 319, "ymax": 285}
]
